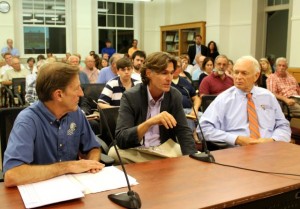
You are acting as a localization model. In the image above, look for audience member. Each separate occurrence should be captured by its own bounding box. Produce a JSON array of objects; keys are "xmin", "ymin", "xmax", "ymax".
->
[
  {"xmin": 199, "ymin": 54, "xmax": 233, "ymax": 96},
  {"xmin": 257, "ymin": 58, "xmax": 272, "ymax": 88},
  {"xmin": 102, "ymin": 53, "xmax": 109, "ymax": 61},
  {"xmin": 198, "ymin": 57, "xmax": 214, "ymax": 86},
  {"xmin": 207, "ymin": 41, "xmax": 219, "ymax": 61},
  {"xmin": 267, "ymin": 54, "xmax": 276, "ymax": 73},
  {"xmin": 101, "ymin": 40, "xmax": 116, "ymax": 59},
  {"xmin": 2, "ymin": 57, "xmax": 30, "ymax": 86},
  {"xmin": 187, "ymin": 34, "xmax": 208, "ymax": 64},
  {"xmin": 171, "ymin": 57, "xmax": 201, "ymax": 142},
  {"xmin": 108, "ymin": 52, "xmax": 197, "ymax": 164},
  {"xmin": 128, "ymin": 39, "xmax": 139, "ymax": 58},
  {"xmin": 36, "ymin": 54, "xmax": 46, "ymax": 62},
  {"xmin": 100, "ymin": 57, "xmax": 109, "ymax": 69},
  {"xmin": 225, "ymin": 59, "xmax": 234, "ymax": 78},
  {"xmin": 180, "ymin": 54, "xmax": 194, "ymax": 75},
  {"xmin": 98, "ymin": 57, "xmax": 141, "ymax": 108},
  {"xmin": 3, "ymin": 62, "xmax": 104, "ymax": 187},
  {"xmin": 1, "ymin": 39, "xmax": 20, "ymax": 58},
  {"xmin": 131, "ymin": 50, "xmax": 146, "ymax": 81},
  {"xmin": 199, "ymin": 56, "xmax": 291, "ymax": 147},
  {"xmin": 0, "ymin": 52, "xmax": 12, "ymax": 79},
  {"xmin": 82, "ymin": 56, "xmax": 99, "ymax": 83},
  {"xmin": 25, "ymin": 60, "xmax": 47, "ymax": 104},
  {"xmin": 68, "ymin": 55, "xmax": 89, "ymax": 84},
  {"xmin": 192, "ymin": 55, "xmax": 206, "ymax": 81},
  {"xmin": 97, "ymin": 53, "xmax": 123, "ymax": 84},
  {"xmin": 25, "ymin": 57, "xmax": 37, "ymax": 74},
  {"xmin": 267, "ymin": 57, "xmax": 300, "ymax": 117}
]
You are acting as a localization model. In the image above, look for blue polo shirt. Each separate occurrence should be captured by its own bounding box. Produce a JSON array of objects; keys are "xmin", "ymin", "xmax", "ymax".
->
[{"xmin": 3, "ymin": 101, "xmax": 100, "ymax": 173}]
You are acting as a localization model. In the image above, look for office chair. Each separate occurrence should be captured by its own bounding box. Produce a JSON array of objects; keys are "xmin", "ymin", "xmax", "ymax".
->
[
  {"xmin": 81, "ymin": 83, "xmax": 105, "ymax": 102},
  {"xmin": 200, "ymin": 95, "xmax": 228, "ymax": 151},
  {"xmin": 3, "ymin": 78, "xmax": 26, "ymax": 107},
  {"xmin": 0, "ymin": 107, "xmax": 25, "ymax": 182}
]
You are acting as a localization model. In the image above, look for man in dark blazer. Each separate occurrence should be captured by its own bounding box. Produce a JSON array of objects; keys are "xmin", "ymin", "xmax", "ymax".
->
[
  {"xmin": 108, "ymin": 52, "xmax": 197, "ymax": 163},
  {"xmin": 187, "ymin": 34, "xmax": 208, "ymax": 64}
]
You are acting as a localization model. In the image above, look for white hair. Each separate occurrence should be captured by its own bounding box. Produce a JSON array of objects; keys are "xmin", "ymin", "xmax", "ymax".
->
[{"xmin": 234, "ymin": 55, "xmax": 260, "ymax": 73}]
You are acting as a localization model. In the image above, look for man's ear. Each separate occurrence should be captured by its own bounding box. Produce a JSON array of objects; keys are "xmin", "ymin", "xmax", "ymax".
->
[
  {"xmin": 146, "ymin": 69, "xmax": 152, "ymax": 78},
  {"xmin": 254, "ymin": 72, "xmax": 260, "ymax": 82},
  {"xmin": 53, "ymin": 89, "xmax": 63, "ymax": 101}
]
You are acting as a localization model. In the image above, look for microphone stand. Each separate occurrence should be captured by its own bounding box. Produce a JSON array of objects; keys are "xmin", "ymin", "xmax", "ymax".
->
[
  {"xmin": 179, "ymin": 86, "xmax": 215, "ymax": 163},
  {"xmin": 93, "ymin": 101, "xmax": 142, "ymax": 209}
]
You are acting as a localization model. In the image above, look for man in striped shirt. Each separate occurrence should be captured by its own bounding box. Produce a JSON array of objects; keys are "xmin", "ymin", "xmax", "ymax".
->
[{"xmin": 98, "ymin": 57, "xmax": 141, "ymax": 108}]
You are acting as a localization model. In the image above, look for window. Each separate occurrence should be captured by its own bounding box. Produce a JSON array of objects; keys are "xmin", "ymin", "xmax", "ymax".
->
[
  {"xmin": 267, "ymin": 0, "xmax": 289, "ymax": 6},
  {"xmin": 22, "ymin": 0, "xmax": 67, "ymax": 54},
  {"xmin": 98, "ymin": 1, "xmax": 134, "ymax": 54}
]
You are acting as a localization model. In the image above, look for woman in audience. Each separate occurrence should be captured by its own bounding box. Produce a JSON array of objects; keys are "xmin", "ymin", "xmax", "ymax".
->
[
  {"xmin": 179, "ymin": 54, "xmax": 193, "ymax": 77},
  {"xmin": 207, "ymin": 41, "xmax": 219, "ymax": 61},
  {"xmin": 257, "ymin": 58, "xmax": 272, "ymax": 88},
  {"xmin": 225, "ymin": 59, "xmax": 234, "ymax": 78},
  {"xmin": 25, "ymin": 57, "xmax": 37, "ymax": 74},
  {"xmin": 198, "ymin": 57, "xmax": 214, "ymax": 86}
]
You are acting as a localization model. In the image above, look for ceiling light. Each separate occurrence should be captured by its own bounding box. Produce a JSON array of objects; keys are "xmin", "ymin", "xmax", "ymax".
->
[
  {"xmin": 52, "ymin": 6, "xmax": 65, "ymax": 10},
  {"xmin": 23, "ymin": 18, "xmax": 44, "ymax": 23},
  {"xmin": 98, "ymin": 8, "xmax": 108, "ymax": 13},
  {"xmin": 35, "ymin": 14, "xmax": 58, "ymax": 18}
]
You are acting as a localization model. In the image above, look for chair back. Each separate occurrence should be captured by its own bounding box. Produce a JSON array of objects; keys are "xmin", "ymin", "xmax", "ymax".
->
[
  {"xmin": 99, "ymin": 107, "xmax": 119, "ymax": 147},
  {"xmin": 201, "ymin": 95, "xmax": 217, "ymax": 112},
  {"xmin": 0, "ymin": 107, "xmax": 25, "ymax": 168},
  {"xmin": 81, "ymin": 83, "xmax": 105, "ymax": 102},
  {"xmin": 12, "ymin": 78, "xmax": 26, "ymax": 106}
]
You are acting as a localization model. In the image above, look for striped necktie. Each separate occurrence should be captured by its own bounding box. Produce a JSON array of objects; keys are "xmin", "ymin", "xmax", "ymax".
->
[{"xmin": 247, "ymin": 93, "xmax": 260, "ymax": 139}]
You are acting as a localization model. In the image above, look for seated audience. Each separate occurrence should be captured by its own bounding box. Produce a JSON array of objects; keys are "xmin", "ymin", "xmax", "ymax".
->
[
  {"xmin": 199, "ymin": 54, "xmax": 233, "ymax": 96},
  {"xmin": 225, "ymin": 59, "xmax": 234, "ymax": 78},
  {"xmin": 97, "ymin": 53, "xmax": 123, "ymax": 84},
  {"xmin": 98, "ymin": 57, "xmax": 141, "ymax": 108},
  {"xmin": 258, "ymin": 58, "xmax": 272, "ymax": 88},
  {"xmin": 131, "ymin": 50, "xmax": 146, "ymax": 81},
  {"xmin": 25, "ymin": 57, "xmax": 37, "ymax": 74},
  {"xmin": 180, "ymin": 54, "xmax": 194, "ymax": 75},
  {"xmin": 68, "ymin": 55, "xmax": 89, "ymax": 84},
  {"xmin": 267, "ymin": 57, "xmax": 300, "ymax": 117},
  {"xmin": 3, "ymin": 62, "xmax": 104, "ymax": 187},
  {"xmin": 82, "ymin": 55, "xmax": 99, "ymax": 83},
  {"xmin": 198, "ymin": 57, "xmax": 214, "ymax": 86},
  {"xmin": 0, "ymin": 52, "xmax": 12, "ymax": 79},
  {"xmin": 192, "ymin": 55, "xmax": 206, "ymax": 81},
  {"xmin": 108, "ymin": 52, "xmax": 197, "ymax": 164},
  {"xmin": 2, "ymin": 57, "xmax": 30, "ymax": 87},
  {"xmin": 199, "ymin": 56, "xmax": 291, "ymax": 146},
  {"xmin": 171, "ymin": 57, "xmax": 201, "ymax": 142}
]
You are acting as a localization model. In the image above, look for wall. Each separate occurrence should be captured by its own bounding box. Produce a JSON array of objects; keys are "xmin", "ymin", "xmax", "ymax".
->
[
  {"xmin": 1, "ymin": 0, "xmax": 300, "ymax": 67},
  {"xmin": 0, "ymin": 0, "xmax": 16, "ymax": 59}
]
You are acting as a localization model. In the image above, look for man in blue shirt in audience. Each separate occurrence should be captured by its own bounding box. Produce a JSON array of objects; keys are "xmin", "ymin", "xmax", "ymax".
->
[
  {"xmin": 97, "ymin": 53, "xmax": 122, "ymax": 84},
  {"xmin": 3, "ymin": 62, "xmax": 104, "ymax": 187},
  {"xmin": 199, "ymin": 56, "xmax": 291, "ymax": 146}
]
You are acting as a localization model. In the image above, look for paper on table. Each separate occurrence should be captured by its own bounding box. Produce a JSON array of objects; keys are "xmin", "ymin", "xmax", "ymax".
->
[
  {"xmin": 72, "ymin": 166, "xmax": 138, "ymax": 194},
  {"xmin": 18, "ymin": 175, "xmax": 84, "ymax": 209},
  {"xmin": 17, "ymin": 166, "xmax": 138, "ymax": 208}
]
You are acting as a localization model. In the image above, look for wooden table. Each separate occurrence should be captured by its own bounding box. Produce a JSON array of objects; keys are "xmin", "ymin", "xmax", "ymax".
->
[{"xmin": 1, "ymin": 142, "xmax": 300, "ymax": 209}]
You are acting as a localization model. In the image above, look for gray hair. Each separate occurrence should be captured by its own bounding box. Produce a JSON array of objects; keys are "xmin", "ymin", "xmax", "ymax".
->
[
  {"xmin": 234, "ymin": 55, "xmax": 260, "ymax": 73},
  {"xmin": 275, "ymin": 57, "xmax": 288, "ymax": 67}
]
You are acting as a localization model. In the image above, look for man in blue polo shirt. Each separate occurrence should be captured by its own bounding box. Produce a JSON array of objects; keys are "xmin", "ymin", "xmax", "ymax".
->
[
  {"xmin": 3, "ymin": 62, "xmax": 104, "ymax": 187},
  {"xmin": 101, "ymin": 39, "xmax": 116, "ymax": 59}
]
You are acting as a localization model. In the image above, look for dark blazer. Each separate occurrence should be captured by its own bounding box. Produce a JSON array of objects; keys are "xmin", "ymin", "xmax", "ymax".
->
[
  {"xmin": 187, "ymin": 44, "xmax": 208, "ymax": 64},
  {"xmin": 115, "ymin": 83, "xmax": 197, "ymax": 155}
]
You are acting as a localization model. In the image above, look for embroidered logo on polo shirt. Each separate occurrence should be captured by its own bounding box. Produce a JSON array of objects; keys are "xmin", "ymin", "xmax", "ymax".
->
[{"xmin": 67, "ymin": 122, "xmax": 77, "ymax": 136}]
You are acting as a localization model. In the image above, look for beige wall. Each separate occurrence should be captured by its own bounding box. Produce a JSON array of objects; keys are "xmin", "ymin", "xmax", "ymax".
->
[{"xmin": 0, "ymin": 0, "xmax": 300, "ymax": 67}]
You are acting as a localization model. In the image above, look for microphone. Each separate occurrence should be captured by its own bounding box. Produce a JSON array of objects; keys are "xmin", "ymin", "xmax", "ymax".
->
[
  {"xmin": 93, "ymin": 100, "xmax": 142, "ymax": 209},
  {"xmin": 178, "ymin": 85, "xmax": 215, "ymax": 163}
]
